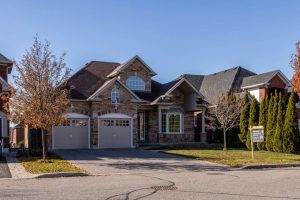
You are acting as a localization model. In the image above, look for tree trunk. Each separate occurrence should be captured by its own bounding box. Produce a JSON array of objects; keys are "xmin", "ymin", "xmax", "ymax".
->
[
  {"xmin": 41, "ymin": 129, "xmax": 47, "ymax": 161},
  {"xmin": 223, "ymin": 128, "xmax": 227, "ymax": 151}
]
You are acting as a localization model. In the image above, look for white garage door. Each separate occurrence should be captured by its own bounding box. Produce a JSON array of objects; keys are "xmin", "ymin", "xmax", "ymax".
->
[
  {"xmin": 98, "ymin": 118, "xmax": 132, "ymax": 148},
  {"xmin": 52, "ymin": 118, "xmax": 89, "ymax": 149}
]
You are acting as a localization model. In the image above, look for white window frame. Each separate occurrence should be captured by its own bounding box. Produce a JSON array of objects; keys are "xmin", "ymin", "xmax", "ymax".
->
[
  {"xmin": 111, "ymin": 88, "xmax": 120, "ymax": 104},
  {"xmin": 159, "ymin": 108, "xmax": 183, "ymax": 134},
  {"xmin": 126, "ymin": 75, "xmax": 145, "ymax": 91}
]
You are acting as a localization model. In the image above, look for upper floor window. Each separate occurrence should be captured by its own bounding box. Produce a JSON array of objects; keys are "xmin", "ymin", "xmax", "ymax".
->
[
  {"xmin": 111, "ymin": 88, "xmax": 120, "ymax": 104},
  {"xmin": 126, "ymin": 76, "xmax": 145, "ymax": 91}
]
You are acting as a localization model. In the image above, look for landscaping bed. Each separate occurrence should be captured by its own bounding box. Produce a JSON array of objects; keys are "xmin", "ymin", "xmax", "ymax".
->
[
  {"xmin": 19, "ymin": 154, "xmax": 83, "ymax": 174},
  {"xmin": 164, "ymin": 147, "xmax": 300, "ymax": 167}
]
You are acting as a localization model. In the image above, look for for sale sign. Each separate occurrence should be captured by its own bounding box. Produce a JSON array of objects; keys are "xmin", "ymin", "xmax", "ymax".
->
[{"xmin": 251, "ymin": 126, "xmax": 264, "ymax": 143}]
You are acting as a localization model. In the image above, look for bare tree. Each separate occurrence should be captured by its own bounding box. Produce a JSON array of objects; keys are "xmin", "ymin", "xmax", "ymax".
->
[
  {"xmin": 9, "ymin": 37, "xmax": 71, "ymax": 160},
  {"xmin": 208, "ymin": 93, "xmax": 242, "ymax": 150}
]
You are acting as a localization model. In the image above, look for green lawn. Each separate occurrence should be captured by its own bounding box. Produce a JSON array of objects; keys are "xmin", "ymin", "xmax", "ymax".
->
[
  {"xmin": 20, "ymin": 155, "xmax": 83, "ymax": 174},
  {"xmin": 165, "ymin": 148, "xmax": 300, "ymax": 167}
]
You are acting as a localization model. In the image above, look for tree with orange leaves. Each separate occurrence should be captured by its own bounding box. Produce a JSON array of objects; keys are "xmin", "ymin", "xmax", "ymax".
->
[{"xmin": 291, "ymin": 41, "xmax": 300, "ymax": 96}]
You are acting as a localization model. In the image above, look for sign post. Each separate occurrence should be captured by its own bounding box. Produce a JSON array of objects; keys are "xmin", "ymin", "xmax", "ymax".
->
[{"xmin": 249, "ymin": 126, "xmax": 264, "ymax": 160}]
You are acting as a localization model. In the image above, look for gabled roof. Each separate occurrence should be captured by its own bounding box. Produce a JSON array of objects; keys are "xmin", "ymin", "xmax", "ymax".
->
[
  {"xmin": 0, "ymin": 53, "xmax": 12, "ymax": 64},
  {"xmin": 241, "ymin": 70, "xmax": 290, "ymax": 89},
  {"xmin": 149, "ymin": 78, "xmax": 204, "ymax": 105},
  {"xmin": 87, "ymin": 77, "xmax": 141, "ymax": 101},
  {"xmin": 107, "ymin": 55, "xmax": 157, "ymax": 78},
  {"xmin": 183, "ymin": 67, "xmax": 255, "ymax": 105},
  {"xmin": 67, "ymin": 61, "xmax": 120, "ymax": 99}
]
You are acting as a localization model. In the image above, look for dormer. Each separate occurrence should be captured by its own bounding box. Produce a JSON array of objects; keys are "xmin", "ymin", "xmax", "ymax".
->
[{"xmin": 107, "ymin": 55, "xmax": 156, "ymax": 92}]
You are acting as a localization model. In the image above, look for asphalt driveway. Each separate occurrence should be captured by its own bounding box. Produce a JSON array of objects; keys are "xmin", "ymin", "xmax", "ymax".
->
[{"xmin": 54, "ymin": 149, "xmax": 228, "ymax": 175}]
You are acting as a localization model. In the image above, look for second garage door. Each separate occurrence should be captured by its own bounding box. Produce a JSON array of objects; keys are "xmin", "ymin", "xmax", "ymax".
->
[{"xmin": 98, "ymin": 118, "xmax": 132, "ymax": 148}]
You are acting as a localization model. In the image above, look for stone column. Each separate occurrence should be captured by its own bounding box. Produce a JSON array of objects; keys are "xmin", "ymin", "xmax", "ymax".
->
[{"xmin": 201, "ymin": 109, "xmax": 207, "ymax": 143}]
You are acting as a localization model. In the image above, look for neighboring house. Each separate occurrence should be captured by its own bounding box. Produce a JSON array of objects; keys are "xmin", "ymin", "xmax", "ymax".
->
[
  {"xmin": 183, "ymin": 67, "xmax": 290, "ymax": 105},
  {"xmin": 0, "ymin": 53, "xmax": 13, "ymax": 148},
  {"xmin": 10, "ymin": 124, "xmax": 25, "ymax": 148},
  {"xmin": 50, "ymin": 56, "xmax": 207, "ymax": 149}
]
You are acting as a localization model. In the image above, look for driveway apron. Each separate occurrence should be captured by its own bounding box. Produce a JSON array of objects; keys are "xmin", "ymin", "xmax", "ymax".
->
[{"xmin": 54, "ymin": 149, "xmax": 227, "ymax": 175}]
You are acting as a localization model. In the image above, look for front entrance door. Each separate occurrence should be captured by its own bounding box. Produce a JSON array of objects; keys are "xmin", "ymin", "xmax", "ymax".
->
[{"xmin": 194, "ymin": 112, "xmax": 202, "ymax": 142}]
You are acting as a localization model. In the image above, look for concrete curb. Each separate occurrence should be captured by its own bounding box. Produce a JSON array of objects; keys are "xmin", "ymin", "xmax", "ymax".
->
[
  {"xmin": 36, "ymin": 172, "xmax": 89, "ymax": 178},
  {"xmin": 238, "ymin": 163, "xmax": 300, "ymax": 170}
]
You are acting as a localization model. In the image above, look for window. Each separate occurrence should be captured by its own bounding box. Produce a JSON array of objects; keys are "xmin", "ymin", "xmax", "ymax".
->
[
  {"xmin": 168, "ymin": 114, "xmax": 181, "ymax": 133},
  {"xmin": 126, "ymin": 76, "xmax": 145, "ymax": 91},
  {"xmin": 160, "ymin": 110, "xmax": 182, "ymax": 133},
  {"xmin": 116, "ymin": 120, "xmax": 130, "ymax": 126},
  {"xmin": 111, "ymin": 88, "xmax": 120, "ymax": 104},
  {"xmin": 102, "ymin": 120, "xmax": 114, "ymax": 126}
]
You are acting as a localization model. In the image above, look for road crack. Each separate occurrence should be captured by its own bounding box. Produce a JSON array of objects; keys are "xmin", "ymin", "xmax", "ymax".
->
[{"xmin": 104, "ymin": 174, "xmax": 176, "ymax": 200}]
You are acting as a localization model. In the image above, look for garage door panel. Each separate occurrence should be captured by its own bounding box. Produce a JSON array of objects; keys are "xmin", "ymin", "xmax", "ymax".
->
[
  {"xmin": 99, "ymin": 119, "xmax": 132, "ymax": 148},
  {"xmin": 53, "ymin": 126, "xmax": 89, "ymax": 149}
]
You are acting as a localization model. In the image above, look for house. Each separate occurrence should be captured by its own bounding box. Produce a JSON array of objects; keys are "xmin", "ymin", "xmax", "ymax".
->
[
  {"xmin": 0, "ymin": 53, "xmax": 283, "ymax": 150},
  {"xmin": 50, "ymin": 56, "xmax": 207, "ymax": 149},
  {"xmin": 0, "ymin": 53, "xmax": 13, "ymax": 148},
  {"xmin": 10, "ymin": 124, "xmax": 25, "ymax": 148},
  {"xmin": 48, "ymin": 56, "xmax": 293, "ymax": 149},
  {"xmin": 183, "ymin": 67, "xmax": 290, "ymax": 105}
]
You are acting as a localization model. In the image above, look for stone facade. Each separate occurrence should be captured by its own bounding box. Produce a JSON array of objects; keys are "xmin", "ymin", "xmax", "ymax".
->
[
  {"xmin": 118, "ymin": 59, "xmax": 152, "ymax": 92},
  {"xmin": 49, "ymin": 57, "xmax": 204, "ymax": 148}
]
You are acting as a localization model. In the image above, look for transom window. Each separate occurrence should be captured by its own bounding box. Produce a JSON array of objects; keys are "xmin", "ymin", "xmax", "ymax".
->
[
  {"xmin": 126, "ymin": 76, "xmax": 145, "ymax": 91},
  {"xmin": 161, "ymin": 110, "xmax": 182, "ymax": 133},
  {"xmin": 111, "ymin": 88, "xmax": 120, "ymax": 104}
]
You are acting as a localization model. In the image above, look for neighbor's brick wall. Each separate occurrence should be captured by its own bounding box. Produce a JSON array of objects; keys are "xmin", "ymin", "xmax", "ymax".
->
[
  {"xmin": 268, "ymin": 74, "xmax": 287, "ymax": 89},
  {"xmin": 259, "ymin": 88, "xmax": 267, "ymax": 102},
  {"xmin": 118, "ymin": 59, "xmax": 152, "ymax": 92}
]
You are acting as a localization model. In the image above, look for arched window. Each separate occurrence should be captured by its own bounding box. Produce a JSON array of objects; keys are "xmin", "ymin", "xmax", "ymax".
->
[
  {"xmin": 126, "ymin": 76, "xmax": 145, "ymax": 91},
  {"xmin": 111, "ymin": 88, "xmax": 120, "ymax": 104}
]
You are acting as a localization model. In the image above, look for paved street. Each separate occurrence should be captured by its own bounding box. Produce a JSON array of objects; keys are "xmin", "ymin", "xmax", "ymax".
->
[{"xmin": 0, "ymin": 167, "xmax": 300, "ymax": 200}]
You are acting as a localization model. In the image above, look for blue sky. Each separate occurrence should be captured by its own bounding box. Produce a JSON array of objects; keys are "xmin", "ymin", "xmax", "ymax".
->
[{"xmin": 1, "ymin": 0, "xmax": 300, "ymax": 82}]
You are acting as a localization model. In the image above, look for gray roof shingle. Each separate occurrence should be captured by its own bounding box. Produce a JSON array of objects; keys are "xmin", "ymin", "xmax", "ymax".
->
[
  {"xmin": 67, "ymin": 61, "xmax": 120, "ymax": 99},
  {"xmin": 241, "ymin": 70, "xmax": 280, "ymax": 88},
  {"xmin": 183, "ymin": 67, "xmax": 256, "ymax": 105},
  {"xmin": 134, "ymin": 79, "xmax": 180, "ymax": 102}
]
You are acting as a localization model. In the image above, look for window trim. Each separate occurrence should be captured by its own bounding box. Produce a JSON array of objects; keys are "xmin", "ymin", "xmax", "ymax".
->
[
  {"xmin": 125, "ymin": 75, "xmax": 146, "ymax": 91},
  {"xmin": 159, "ymin": 108, "xmax": 183, "ymax": 134},
  {"xmin": 111, "ymin": 87, "xmax": 120, "ymax": 104}
]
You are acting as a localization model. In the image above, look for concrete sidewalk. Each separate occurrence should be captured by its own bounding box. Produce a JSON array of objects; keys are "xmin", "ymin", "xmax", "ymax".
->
[
  {"xmin": 4, "ymin": 152, "xmax": 36, "ymax": 179},
  {"xmin": 0, "ymin": 156, "xmax": 11, "ymax": 178}
]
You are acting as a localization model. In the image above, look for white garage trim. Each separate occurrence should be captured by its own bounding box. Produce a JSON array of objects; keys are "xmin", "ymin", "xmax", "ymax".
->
[
  {"xmin": 52, "ymin": 112, "xmax": 91, "ymax": 149},
  {"xmin": 98, "ymin": 113, "xmax": 133, "ymax": 148},
  {"xmin": 99, "ymin": 113, "xmax": 132, "ymax": 119}
]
